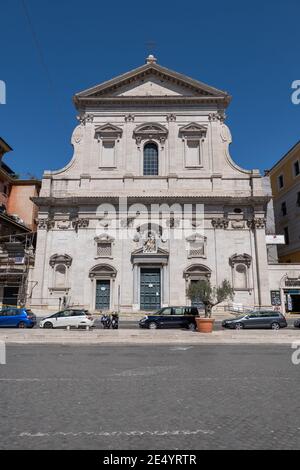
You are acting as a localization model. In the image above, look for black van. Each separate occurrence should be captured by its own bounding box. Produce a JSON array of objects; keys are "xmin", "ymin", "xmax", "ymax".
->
[{"xmin": 139, "ymin": 306, "xmax": 199, "ymax": 330}]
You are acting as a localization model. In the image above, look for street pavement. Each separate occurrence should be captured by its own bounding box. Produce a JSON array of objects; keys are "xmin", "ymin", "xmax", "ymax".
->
[
  {"xmin": 0, "ymin": 344, "xmax": 300, "ymax": 450},
  {"xmin": 1, "ymin": 319, "xmax": 300, "ymax": 344}
]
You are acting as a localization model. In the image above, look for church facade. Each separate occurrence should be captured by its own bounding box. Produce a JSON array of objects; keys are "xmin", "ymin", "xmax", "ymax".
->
[{"xmin": 31, "ymin": 56, "xmax": 290, "ymax": 312}]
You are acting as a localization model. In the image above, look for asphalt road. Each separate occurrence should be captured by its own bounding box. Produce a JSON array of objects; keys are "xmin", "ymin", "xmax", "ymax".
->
[{"xmin": 0, "ymin": 344, "xmax": 300, "ymax": 450}]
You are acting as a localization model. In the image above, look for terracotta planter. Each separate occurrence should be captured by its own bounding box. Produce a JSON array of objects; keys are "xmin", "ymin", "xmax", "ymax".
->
[{"xmin": 195, "ymin": 317, "xmax": 215, "ymax": 333}]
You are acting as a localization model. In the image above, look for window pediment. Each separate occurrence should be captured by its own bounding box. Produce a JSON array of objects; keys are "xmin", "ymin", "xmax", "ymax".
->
[
  {"xmin": 49, "ymin": 254, "xmax": 72, "ymax": 267},
  {"xmin": 179, "ymin": 122, "xmax": 207, "ymax": 138},
  {"xmin": 229, "ymin": 253, "xmax": 252, "ymax": 267},
  {"xmin": 95, "ymin": 123, "xmax": 123, "ymax": 140},
  {"xmin": 133, "ymin": 122, "xmax": 168, "ymax": 145},
  {"xmin": 94, "ymin": 234, "xmax": 115, "ymax": 243},
  {"xmin": 89, "ymin": 264, "xmax": 117, "ymax": 278}
]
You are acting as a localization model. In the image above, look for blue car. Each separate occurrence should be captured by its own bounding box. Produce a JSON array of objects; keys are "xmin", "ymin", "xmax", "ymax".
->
[{"xmin": 0, "ymin": 307, "xmax": 36, "ymax": 328}]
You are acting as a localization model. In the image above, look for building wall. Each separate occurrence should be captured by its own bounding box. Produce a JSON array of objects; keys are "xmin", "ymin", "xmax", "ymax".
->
[
  {"xmin": 269, "ymin": 142, "xmax": 300, "ymax": 262},
  {"xmin": 7, "ymin": 184, "xmax": 39, "ymax": 230}
]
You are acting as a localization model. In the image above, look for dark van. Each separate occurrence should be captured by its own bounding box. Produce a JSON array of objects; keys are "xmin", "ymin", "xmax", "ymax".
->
[{"xmin": 139, "ymin": 306, "xmax": 199, "ymax": 330}]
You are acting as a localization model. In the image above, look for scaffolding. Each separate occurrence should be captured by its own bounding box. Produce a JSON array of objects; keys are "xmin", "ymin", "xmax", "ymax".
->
[{"xmin": 0, "ymin": 231, "xmax": 36, "ymax": 307}]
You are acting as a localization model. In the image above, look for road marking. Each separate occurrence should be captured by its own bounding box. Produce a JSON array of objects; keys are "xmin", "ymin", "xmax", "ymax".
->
[
  {"xmin": 0, "ymin": 376, "xmax": 297, "ymax": 382},
  {"xmin": 113, "ymin": 366, "xmax": 176, "ymax": 377},
  {"xmin": 19, "ymin": 429, "xmax": 214, "ymax": 437}
]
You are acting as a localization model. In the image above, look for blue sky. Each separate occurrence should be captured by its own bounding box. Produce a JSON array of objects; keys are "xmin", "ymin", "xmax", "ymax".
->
[{"xmin": 0, "ymin": 0, "xmax": 300, "ymax": 178}]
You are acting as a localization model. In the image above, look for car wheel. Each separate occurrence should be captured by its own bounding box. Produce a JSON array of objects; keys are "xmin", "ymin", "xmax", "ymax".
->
[
  {"xmin": 187, "ymin": 323, "xmax": 196, "ymax": 331},
  {"xmin": 271, "ymin": 322, "xmax": 280, "ymax": 330},
  {"xmin": 18, "ymin": 322, "xmax": 26, "ymax": 329},
  {"xmin": 234, "ymin": 323, "xmax": 244, "ymax": 330},
  {"xmin": 43, "ymin": 321, "xmax": 53, "ymax": 329},
  {"xmin": 148, "ymin": 322, "xmax": 158, "ymax": 330}
]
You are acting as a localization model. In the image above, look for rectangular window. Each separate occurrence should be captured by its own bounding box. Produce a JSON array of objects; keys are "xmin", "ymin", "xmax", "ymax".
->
[
  {"xmin": 278, "ymin": 174, "xmax": 284, "ymax": 189},
  {"xmin": 281, "ymin": 201, "xmax": 287, "ymax": 216},
  {"xmin": 97, "ymin": 242, "xmax": 112, "ymax": 257},
  {"xmin": 294, "ymin": 160, "xmax": 300, "ymax": 177},
  {"xmin": 284, "ymin": 226, "xmax": 290, "ymax": 245}
]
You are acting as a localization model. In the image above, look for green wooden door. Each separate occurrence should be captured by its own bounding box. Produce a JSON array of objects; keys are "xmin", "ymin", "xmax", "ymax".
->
[
  {"xmin": 96, "ymin": 280, "xmax": 110, "ymax": 310},
  {"xmin": 140, "ymin": 268, "xmax": 161, "ymax": 310}
]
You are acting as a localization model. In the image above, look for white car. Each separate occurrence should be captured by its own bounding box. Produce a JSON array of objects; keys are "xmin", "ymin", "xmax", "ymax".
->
[{"xmin": 39, "ymin": 309, "xmax": 95, "ymax": 329}]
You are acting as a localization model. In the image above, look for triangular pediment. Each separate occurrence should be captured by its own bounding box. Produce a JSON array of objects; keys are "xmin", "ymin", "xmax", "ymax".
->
[
  {"xmin": 179, "ymin": 122, "xmax": 207, "ymax": 135},
  {"xmin": 131, "ymin": 246, "xmax": 169, "ymax": 256},
  {"xmin": 74, "ymin": 60, "xmax": 230, "ymax": 106},
  {"xmin": 134, "ymin": 123, "xmax": 168, "ymax": 135},
  {"xmin": 95, "ymin": 123, "xmax": 123, "ymax": 137}
]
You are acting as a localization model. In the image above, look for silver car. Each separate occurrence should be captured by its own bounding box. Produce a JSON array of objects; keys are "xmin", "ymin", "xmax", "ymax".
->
[{"xmin": 222, "ymin": 311, "xmax": 287, "ymax": 330}]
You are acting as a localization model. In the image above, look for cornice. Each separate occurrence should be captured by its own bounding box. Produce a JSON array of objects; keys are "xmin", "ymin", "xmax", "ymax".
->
[
  {"xmin": 75, "ymin": 95, "xmax": 230, "ymax": 108},
  {"xmin": 32, "ymin": 194, "xmax": 270, "ymax": 207}
]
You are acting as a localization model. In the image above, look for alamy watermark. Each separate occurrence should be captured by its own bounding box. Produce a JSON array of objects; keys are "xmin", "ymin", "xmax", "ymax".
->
[
  {"xmin": 94, "ymin": 199, "xmax": 205, "ymax": 253},
  {"xmin": 0, "ymin": 341, "xmax": 6, "ymax": 365},
  {"xmin": 291, "ymin": 80, "xmax": 300, "ymax": 104},
  {"xmin": 291, "ymin": 341, "xmax": 300, "ymax": 365},
  {"xmin": 0, "ymin": 80, "xmax": 6, "ymax": 104}
]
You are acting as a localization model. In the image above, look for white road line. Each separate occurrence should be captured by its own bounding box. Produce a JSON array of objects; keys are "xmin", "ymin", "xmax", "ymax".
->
[
  {"xmin": 19, "ymin": 429, "xmax": 214, "ymax": 437},
  {"xmin": 0, "ymin": 376, "xmax": 296, "ymax": 382}
]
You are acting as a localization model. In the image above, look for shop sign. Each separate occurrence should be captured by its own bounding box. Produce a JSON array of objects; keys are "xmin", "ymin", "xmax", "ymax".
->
[{"xmin": 285, "ymin": 278, "xmax": 300, "ymax": 287}]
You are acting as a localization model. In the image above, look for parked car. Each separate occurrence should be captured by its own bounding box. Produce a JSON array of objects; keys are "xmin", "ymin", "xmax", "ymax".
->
[
  {"xmin": 222, "ymin": 311, "xmax": 287, "ymax": 330},
  {"xmin": 293, "ymin": 319, "xmax": 300, "ymax": 328},
  {"xmin": 39, "ymin": 309, "xmax": 94, "ymax": 329},
  {"xmin": 139, "ymin": 306, "xmax": 199, "ymax": 330},
  {"xmin": 0, "ymin": 307, "xmax": 36, "ymax": 328}
]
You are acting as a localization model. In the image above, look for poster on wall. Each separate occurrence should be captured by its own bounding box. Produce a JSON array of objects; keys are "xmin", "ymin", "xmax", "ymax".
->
[
  {"xmin": 287, "ymin": 294, "xmax": 293, "ymax": 311},
  {"xmin": 270, "ymin": 290, "xmax": 281, "ymax": 306}
]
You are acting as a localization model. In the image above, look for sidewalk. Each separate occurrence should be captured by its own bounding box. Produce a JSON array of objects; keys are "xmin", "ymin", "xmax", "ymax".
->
[{"xmin": 1, "ymin": 328, "xmax": 300, "ymax": 345}]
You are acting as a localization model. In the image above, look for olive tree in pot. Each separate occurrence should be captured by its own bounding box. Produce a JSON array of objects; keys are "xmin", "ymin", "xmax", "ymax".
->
[{"xmin": 187, "ymin": 279, "xmax": 234, "ymax": 333}]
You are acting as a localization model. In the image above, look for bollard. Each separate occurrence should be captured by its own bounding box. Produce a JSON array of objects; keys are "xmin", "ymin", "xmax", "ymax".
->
[
  {"xmin": 66, "ymin": 325, "xmax": 70, "ymax": 331},
  {"xmin": 86, "ymin": 325, "xmax": 89, "ymax": 331},
  {"xmin": 0, "ymin": 341, "xmax": 6, "ymax": 365}
]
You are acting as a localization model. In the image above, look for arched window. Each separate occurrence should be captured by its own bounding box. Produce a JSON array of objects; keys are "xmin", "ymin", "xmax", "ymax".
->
[{"xmin": 143, "ymin": 143, "xmax": 158, "ymax": 176}]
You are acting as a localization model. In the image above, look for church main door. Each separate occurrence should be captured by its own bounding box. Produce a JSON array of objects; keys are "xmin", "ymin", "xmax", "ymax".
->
[{"xmin": 140, "ymin": 268, "xmax": 161, "ymax": 310}]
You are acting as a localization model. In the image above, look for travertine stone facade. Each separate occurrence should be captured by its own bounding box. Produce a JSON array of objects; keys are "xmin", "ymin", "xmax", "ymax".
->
[{"xmin": 31, "ymin": 56, "xmax": 285, "ymax": 312}]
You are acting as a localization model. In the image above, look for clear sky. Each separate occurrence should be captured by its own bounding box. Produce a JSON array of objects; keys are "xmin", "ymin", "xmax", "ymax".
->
[{"xmin": 1, "ymin": 0, "xmax": 300, "ymax": 178}]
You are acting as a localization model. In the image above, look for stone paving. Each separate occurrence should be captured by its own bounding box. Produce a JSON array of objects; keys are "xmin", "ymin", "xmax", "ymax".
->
[
  {"xmin": 1, "ymin": 327, "xmax": 300, "ymax": 345},
  {"xmin": 1, "ymin": 344, "xmax": 299, "ymax": 449}
]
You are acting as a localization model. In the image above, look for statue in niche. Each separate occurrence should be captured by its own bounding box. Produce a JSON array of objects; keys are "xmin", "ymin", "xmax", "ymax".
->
[{"xmin": 143, "ymin": 232, "xmax": 157, "ymax": 253}]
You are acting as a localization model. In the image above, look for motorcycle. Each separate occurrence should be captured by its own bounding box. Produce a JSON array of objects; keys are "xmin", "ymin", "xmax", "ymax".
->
[
  {"xmin": 111, "ymin": 312, "xmax": 119, "ymax": 329},
  {"xmin": 100, "ymin": 313, "xmax": 111, "ymax": 329}
]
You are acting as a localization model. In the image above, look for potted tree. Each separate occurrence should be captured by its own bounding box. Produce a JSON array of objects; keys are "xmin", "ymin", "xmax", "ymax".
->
[{"xmin": 187, "ymin": 279, "xmax": 234, "ymax": 333}]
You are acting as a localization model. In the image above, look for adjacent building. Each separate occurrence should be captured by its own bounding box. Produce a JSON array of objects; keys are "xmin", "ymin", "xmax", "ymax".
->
[
  {"xmin": 0, "ymin": 137, "xmax": 41, "ymax": 306},
  {"xmin": 268, "ymin": 140, "xmax": 300, "ymax": 263}
]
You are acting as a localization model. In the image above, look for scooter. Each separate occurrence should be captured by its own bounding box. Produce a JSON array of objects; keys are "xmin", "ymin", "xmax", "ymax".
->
[
  {"xmin": 100, "ymin": 313, "xmax": 111, "ymax": 329},
  {"xmin": 111, "ymin": 312, "xmax": 119, "ymax": 329}
]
